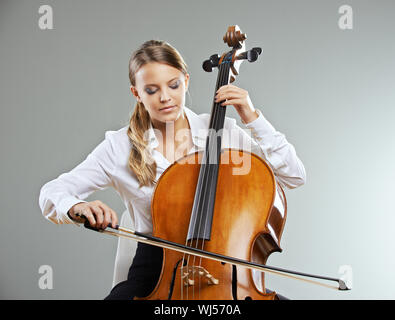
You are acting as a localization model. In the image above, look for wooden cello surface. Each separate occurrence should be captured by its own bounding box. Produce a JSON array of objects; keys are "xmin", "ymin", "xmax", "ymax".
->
[{"xmin": 136, "ymin": 148, "xmax": 286, "ymax": 300}]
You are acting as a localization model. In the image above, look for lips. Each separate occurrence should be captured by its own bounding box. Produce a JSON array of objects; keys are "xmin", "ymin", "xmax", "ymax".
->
[{"xmin": 160, "ymin": 105, "xmax": 176, "ymax": 111}]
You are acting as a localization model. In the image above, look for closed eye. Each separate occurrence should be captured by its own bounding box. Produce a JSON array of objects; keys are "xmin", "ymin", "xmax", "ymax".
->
[
  {"xmin": 170, "ymin": 81, "xmax": 180, "ymax": 89},
  {"xmin": 145, "ymin": 80, "xmax": 180, "ymax": 95},
  {"xmin": 145, "ymin": 88, "xmax": 156, "ymax": 95}
]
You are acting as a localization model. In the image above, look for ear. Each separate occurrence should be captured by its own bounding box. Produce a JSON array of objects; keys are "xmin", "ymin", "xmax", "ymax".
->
[
  {"xmin": 130, "ymin": 86, "xmax": 141, "ymax": 102},
  {"xmin": 184, "ymin": 73, "xmax": 190, "ymax": 92}
]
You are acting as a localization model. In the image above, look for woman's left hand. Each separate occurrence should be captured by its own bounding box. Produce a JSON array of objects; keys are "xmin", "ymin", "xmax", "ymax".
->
[{"xmin": 215, "ymin": 84, "xmax": 259, "ymax": 124}]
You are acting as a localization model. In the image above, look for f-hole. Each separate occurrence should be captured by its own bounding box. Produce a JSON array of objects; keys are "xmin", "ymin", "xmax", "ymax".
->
[
  {"xmin": 168, "ymin": 259, "xmax": 182, "ymax": 300},
  {"xmin": 232, "ymin": 265, "xmax": 237, "ymax": 300}
]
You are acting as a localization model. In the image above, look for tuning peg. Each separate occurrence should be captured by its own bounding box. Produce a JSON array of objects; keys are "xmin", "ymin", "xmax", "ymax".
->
[
  {"xmin": 251, "ymin": 47, "xmax": 262, "ymax": 55},
  {"xmin": 210, "ymin": 54, "xmax": 220, "ymax": 65},
  {"xmin": 202, "ymin": 60, "xmax": 213, "ymax": 72},
  {"xmin": 202, "ymin": 54, "xmax": 220, "ymax": 72},
  {"xmin": 247, "ymin": 47, "xmax": 262, "ymax": 62},
  {"xmin": 235, "ymin": 47, "xmax": 262, "ymax": 62}
]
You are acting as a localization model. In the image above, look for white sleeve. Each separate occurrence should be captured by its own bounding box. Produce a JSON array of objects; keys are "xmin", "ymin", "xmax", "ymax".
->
[
  {"xmin": 233, "ymin": 109, "xmax": 306, "ymax": 189},
  {"xmin": 38, "ymin": 131, "xmax": 117, "ymax": 225}
]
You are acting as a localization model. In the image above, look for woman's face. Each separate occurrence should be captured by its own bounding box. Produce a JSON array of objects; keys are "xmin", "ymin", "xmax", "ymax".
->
[{"xmin": 131, "ymin": 62, "xmax": 189, "ymax": 128}]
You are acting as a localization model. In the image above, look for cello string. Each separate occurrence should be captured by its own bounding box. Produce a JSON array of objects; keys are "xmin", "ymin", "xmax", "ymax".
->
[
  {"xmin": 188, "ymin": 58, "xmax": 227, "ymax": 298},
  {"xmin": 199, "ymin": 62, "xmax": 228, "ymax": 257},
  {"xmin": 181, "ymin": 58, "xmax": 226, "ymax": 299},
  {"xmin": 196, "ymin": 59, "xmax": 226, "ymax": 296},
  {"xmin": 200, "ymin": 55, "xmax": 229, "ymax": 250},
  {"xmin": 197, "ymin": 60, "xmax": 225, "ymax": 256},
  {"xmin": 192, "ymin": 60, "xmax": 225, "ymax": 298},
  {"xmin": 183, "ymin": 52, "xmax": 230, "ymax": 298},
  {"xmin": 182, "ymin": 85, "xmax": 214, "ymax": 300},
  {"xmin": 196, "ymin": 56, "xmax": 230, "ymax": 290}
]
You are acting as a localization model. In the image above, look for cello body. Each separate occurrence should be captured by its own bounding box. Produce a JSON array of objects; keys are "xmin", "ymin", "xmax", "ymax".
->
[{"xmin": 136, "ymin": 149, "xmax": 287, "ymax": 300}]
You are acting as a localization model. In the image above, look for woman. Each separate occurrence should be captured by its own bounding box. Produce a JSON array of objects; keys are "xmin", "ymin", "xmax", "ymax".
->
[{"xmin": 39, "ymin": 40, "xmax": 306, "ymax": 300}]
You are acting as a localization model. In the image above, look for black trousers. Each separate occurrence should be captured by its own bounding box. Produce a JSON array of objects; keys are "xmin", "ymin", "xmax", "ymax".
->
[
  {"xmin": 104, "ymin": 243, "xmax": 288, "ymax": 300},
  {"xmin": 105, "ymin": 243, "xmax": 163, "ymax": 300}
]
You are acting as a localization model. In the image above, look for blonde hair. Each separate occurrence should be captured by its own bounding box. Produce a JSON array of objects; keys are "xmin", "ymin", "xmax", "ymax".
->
[{"xmin": 127, "ymin": 40, "xmax": 188, "ymax": 188}]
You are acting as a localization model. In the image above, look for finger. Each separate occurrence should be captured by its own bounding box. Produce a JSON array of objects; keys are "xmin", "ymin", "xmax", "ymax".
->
[
  {"xmin": 102, "ymin": 209, "xmax": 112, "ymax": 230},
  {"xmin": 220, "ymin": 98, "xmax": 244, "ymax": 106},
  {"xmin": 80, "ymin": 208, "xmax": 97, "ymax": 227},
  {"xmin": 216, "ymin": 84, "xmax": 229, "ymax": 92},
  {"xmin": 100, "ymin": 204, "xmax": 114, "ymax": 229},
  {"xmin": 216, "ymin": 84, "xmax": 239, "ymax": 93},
  {"xmin": 98, "ymin": 203, "xmax": 117, "ymax": 229},
  {"xmin": 90, "ymin": 205, "xmax": 104, "ymax": 228},
  {"xmin": 217, "ymin": 86, "xmax": 244, "ymax": 97},
  {"xmin": 110, "ymin": 210, "xmax": 119, "ymax": 228},
  {"xmin": 215, "ymin": 91, "xmax": 245, "ymax": 102}
]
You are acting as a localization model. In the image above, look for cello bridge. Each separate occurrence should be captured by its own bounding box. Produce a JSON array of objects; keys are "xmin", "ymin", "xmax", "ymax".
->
[{"xmin": 181, "ymin": 266, "xmax": 219, "ymax": 286}]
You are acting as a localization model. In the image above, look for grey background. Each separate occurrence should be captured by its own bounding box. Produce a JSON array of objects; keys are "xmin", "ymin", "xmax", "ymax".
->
[{"xmin": 1, "ymin": 0, "xmax": 394, "ymax": 299}]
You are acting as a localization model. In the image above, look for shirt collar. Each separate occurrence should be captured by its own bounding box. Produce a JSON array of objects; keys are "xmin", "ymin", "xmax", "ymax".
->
[{"xmin": 146, "ymin": 106, "xmax": 207, "ymax": 150}]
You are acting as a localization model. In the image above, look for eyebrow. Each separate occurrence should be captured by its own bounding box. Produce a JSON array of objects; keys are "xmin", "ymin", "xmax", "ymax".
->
[{"xmin": 144, "ymin": 77, "xmax": 179, "ymax": 88}]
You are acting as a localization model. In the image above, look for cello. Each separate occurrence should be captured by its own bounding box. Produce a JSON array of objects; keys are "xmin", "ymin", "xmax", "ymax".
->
[
  {"xmin": 141, "ymin": 25, "xmax": 283, "ymax": 300},
  {"xmin": 80, "ymin": 25, "xmax": 350, "ymax": 299}
]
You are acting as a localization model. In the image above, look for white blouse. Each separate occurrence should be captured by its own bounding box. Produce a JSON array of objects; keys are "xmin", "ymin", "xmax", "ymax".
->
[{"xmin": 39, "ymin": 106, "xmax": 306, "ymax": 234}]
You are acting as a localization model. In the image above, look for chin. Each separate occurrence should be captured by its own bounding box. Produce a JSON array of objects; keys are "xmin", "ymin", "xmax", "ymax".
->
[{"xmin": 153, "ymin": 106, "xmax": 184, "ymax": 124}]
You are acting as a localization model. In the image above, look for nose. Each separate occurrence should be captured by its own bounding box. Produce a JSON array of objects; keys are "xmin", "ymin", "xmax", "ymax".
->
[{"xmin": 160, "ymin": 88, "xmax": 171, "ymax": 103}]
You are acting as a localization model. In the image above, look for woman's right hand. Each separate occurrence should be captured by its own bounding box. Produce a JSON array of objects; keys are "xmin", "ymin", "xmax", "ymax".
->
[{"xmin": 68, "ymin": 200, "xmax": 119, "ymax": 229}]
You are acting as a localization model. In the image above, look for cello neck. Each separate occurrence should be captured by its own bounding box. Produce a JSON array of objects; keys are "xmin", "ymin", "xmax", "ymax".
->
[{"xmin": 186, "ymin": 51, "xmax": 234, "ymax": 242}]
